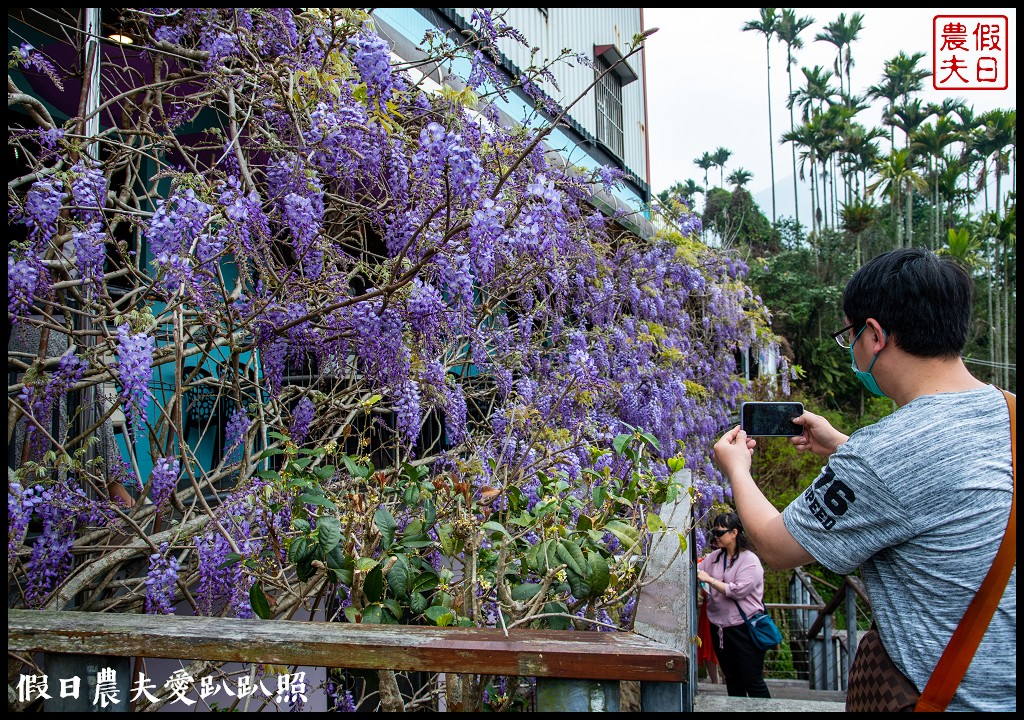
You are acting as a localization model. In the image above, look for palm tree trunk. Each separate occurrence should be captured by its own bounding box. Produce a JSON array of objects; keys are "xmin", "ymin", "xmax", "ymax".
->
[
  {"xmin": 788, "ymin": 67, "xmax": 800, "ymax": 231},
  {"xmin": 904, "ymin": 187, "xmax": 914, "ymax": 247},
  {"xmin": 987, "ymin": 259, "xmax": 995, "ymax": 385},
  {"xmin": 766, "ymin": 40, "xmax": 777, "ymax": 226},
  {"xmin": 1002, "ymin": 256, "xmax": 1009, "ymax": 389},
  {"xmin": 895, "ymin": 187, "xmax": 904, "ymax": 249}
]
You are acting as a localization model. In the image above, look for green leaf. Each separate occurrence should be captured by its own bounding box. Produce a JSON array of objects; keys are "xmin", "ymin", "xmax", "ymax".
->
[
  {"xmin": 249, "ymin": 582, "xmax": 272, "ymax": 619},
  {"xmin": 291, "ymin": 519, "xmax": 311, "ymax": 533},
  {"xmin": 403, "ymin": 484, "xmax": 419, "ymax": 506},
  {"xmin": 363, "ymin": 563, "xmax": 384, "ymax": 603},
  {"xmin": 361, "ymin": 604, "xmax": 382, "ymax": 624},
  {"xmin": 381, "ymin": 598, "xmax": 404, "ymax": 622},
  {"xmin": 299, "ymin": 493, "xmax": 337, "ymax": 510},
  {"xmin": 604, "ymin": 519, "xmax": 640, "ymax": 550},
  {"xmin": 287, "ymin": 537, "xmax": 309, "ymax": 565},
  {"xmin": 398, "ymin": 536, "xmax": 435, "ymax": 549},
  {"xmin": 646, "ymin": 513, "xmax": 666, "ymax": 532},
  {"xmin": 325, "ymin": 545, "xmax": 346, "ymax": 570},
  {"xmin": 543, "ymin": 538, "xmax": 560, "ymax": 573},
  {"xmin": 295, "ymin": 559, "xmax": 315, "ymax": 582},
  {"xmin": 586, "ymin": 552, "xmax": 610, "ymax": 597},
  {"xmin": 612, "ymin": 433, "xmax": 632, "ymax": 455},
  {"xmin": 437, "ymin": 524, "xmax": 456, "ymax": 556},
  {"xmin": 255, "ymin": 469, "xmax": 279, "ymax": 480},
  {"xmin": 374, "ymin": 507, "xmax": 399, "ymax": 549},
  {"xmin": 317, "ymin": 516, "xmax": 342, "ymax": 554},
  {"xmin": 410, "ymin": 591, "xmax": 429, "ymax": 614},
  {"xmin": 267, "ymin": 431, "xmax": 289, "ymax": 441},
  {"xmin": 555, "ymin": 540, "xmax": 587, "ymax": 578},
  {"xmin": 575, "ymin": 514, "xmax": 593, "ymax": 532},
  {"xmin": 568, "ymin": 574, "xmax": 590, "ymax": 600},
  {"xmin": 511, "ymin": 582, "xmax": 543, "ymax": 601},
  {"xmin": 341, "ymin": 455, "xmax": 369, "ymax": 478},
  {"xmin": 640, "ymin": 431, "xmax": 661, "ymax": 451},
  {"xmin": 257, "ymin": 448, "xmax": 284, "ymax": 460},
  {"xmin": 314, "ymin": 465, "xmax": 336, "ymax": 480},
  {"xmin": 423, "ymin": 498, "xmax": 436, "ymax": 529},
  {"xmin": 677, "ymin": 531, "xmax": 688, "ymax": 554},
  {"xmin": 343, "ymin": 606, "xmax": 361, "ymax": 623},
  {"xmin": 410, "ymin": 571, "xmax": 440, "ymax": 595},
  {"xmin": 508, "ymin": 511, "xmax": 534, "ymax": 527},
  {"xmin": 218, "ymin": 552, "xmax": 244, "ymax": 569},
  {"xmin": 542, "ymin": 602, "xmax": 570, "ymax": 630},
  {"xmin": 526, "ymin": 541, "xmax": 544, "ymax": 573},
  {"xmin": 592, "ymin": 485, "xmax": 607, "ymax": 508},
  {"xmin": 386, "ymin": 555, "xmax": 409, "ymax": 599},
  {"xmin": 425, "ymin": 605, "xmax": 455, "ymax": 627},
  {"xmin": 481, "ymin": 521, "xmax": 512, "ymax": 540},
  {"xmin": 667, "ymin": 457, "xmax": 686, "ymax": 474}
]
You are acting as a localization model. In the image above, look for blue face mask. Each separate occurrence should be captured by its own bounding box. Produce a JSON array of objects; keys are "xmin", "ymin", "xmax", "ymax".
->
[{"xmin": 849, "ymin": 325, "xmax": 888, "ymax": 397}]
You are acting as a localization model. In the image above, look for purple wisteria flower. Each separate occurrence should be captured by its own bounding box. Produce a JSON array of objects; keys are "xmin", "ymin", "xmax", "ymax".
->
[
  {"xmin": 289, "ymin": 397, "xmax": 315, "ymax": 445},
  {"xmin": 116, "ymin": 323, "xmax": 154, "ymax": 439},
  {"xmin": 145, "ymin": 543, "xmax": 181, "ymax": 614},
  {"xmin": 72, "ymin": 223, "xmax": 106, "ymax": 285},
  {"xmin": 149, "ymin": 457, "xmax": 180, "ymax": 507},
  {"xmin": 23, "ymin": 180, "xmax": 64, "ymax": 247},
  {"xmin": 13, "ymin": 42, "xmax": 64, "ymax": 90},
  {"xmin": 350, "ymin": 31, "xmax": 394, "ymax": 102},
  {"xmin": 8, "ymin": 256, "xmax": 44, "ymax": 321}
]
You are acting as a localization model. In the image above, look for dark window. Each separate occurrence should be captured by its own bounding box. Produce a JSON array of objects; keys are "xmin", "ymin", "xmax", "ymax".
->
[{"xmin": 595, "ymin": 56, "xmax": 624, "ymax": 159}]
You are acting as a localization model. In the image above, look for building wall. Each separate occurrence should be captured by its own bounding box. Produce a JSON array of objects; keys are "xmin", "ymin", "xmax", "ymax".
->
[
  {"xmin": 374, "ymin": 8, "xmax": 650, "ymax": 225},
  {"xmin": 451, "ymin": 8, "xmax": 647, "ymax": 190}
]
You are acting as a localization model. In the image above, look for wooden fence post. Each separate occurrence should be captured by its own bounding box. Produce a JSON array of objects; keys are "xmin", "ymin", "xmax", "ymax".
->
[{"xmin": 632, "ymin": 469, "xmax": 693, "ymax": 711}]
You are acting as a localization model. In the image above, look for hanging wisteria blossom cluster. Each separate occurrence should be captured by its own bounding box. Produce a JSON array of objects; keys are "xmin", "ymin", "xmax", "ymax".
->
[{"xmin": 8, "ymin": 8, "xmax": 772, "ymax": 711}]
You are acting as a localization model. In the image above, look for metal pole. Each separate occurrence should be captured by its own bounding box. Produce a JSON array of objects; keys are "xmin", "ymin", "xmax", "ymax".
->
[{"xmin": 84, "ymin": 9, "xmax": 101, "ymax": 161}]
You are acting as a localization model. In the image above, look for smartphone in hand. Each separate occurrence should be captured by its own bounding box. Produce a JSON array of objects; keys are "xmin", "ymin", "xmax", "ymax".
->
[{"xmin": 740, "ymin": 401, "xmax": 804, "ymax": 437}]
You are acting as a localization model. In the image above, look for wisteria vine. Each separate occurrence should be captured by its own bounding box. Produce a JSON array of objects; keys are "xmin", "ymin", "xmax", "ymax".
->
[{"xmin": 7, "ymin": 7, "xmax": 773, "ymax": 711}]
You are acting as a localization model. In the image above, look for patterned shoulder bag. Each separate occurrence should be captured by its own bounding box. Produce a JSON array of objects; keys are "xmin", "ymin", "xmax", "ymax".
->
[{"xmin": 846, "ymin": 388, "xmax": 1016, "ymax": 712}]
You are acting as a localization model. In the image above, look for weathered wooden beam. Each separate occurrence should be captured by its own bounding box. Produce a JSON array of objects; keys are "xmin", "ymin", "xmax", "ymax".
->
[{"xmin": 9, "ymin": 610, "xmax": 687, "ymax": 683}]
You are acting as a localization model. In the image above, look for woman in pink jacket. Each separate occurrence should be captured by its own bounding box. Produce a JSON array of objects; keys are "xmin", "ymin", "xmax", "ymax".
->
[{"xmin": 696, "ymin": 511, "xmax": 771, "ymax": 698}]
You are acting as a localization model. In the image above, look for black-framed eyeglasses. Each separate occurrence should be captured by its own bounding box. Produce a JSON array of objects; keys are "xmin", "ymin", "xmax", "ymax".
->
[
  {"xmin": 710, "ymin": 528, "xmax": 732, "ymax": 538},
  {"xmin": 832, "ymin": 324, "xmax": 858, "ymax": 350}
]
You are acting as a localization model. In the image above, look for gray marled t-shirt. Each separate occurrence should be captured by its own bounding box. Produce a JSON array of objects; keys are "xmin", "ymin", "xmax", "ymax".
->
[{"xmin": 783, "ymin": 385, "xmax": 1016, "ymax": 712}]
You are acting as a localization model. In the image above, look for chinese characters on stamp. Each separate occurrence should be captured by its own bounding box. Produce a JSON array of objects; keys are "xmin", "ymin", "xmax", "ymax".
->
[{"xmin": 933, "ymin": 15, "xmax": 1009, "ymax": 90}]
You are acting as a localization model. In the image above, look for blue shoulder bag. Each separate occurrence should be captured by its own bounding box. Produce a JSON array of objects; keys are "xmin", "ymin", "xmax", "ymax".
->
[{"xmin": 732, "ymin": 599, "xmax": 782, "ymax": 652}]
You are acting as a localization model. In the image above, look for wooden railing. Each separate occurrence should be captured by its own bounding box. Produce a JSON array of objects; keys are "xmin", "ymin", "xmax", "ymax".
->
[{"xmin": 9, "ymin": 609, "xmax": 689, "ymax": 712}]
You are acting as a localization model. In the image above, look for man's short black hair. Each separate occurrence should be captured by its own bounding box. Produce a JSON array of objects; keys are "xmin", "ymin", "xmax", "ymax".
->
[{"xmin": 842, "ymin": 248, "xmax": 973, "ymax": 358}]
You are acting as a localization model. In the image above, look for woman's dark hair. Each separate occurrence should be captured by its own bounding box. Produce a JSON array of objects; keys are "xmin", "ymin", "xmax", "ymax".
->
[
  {"xmin": 712, "ymin": 511, "xmax": 752, "ymax": 556},
  {"xmin": 842, "ymin": 248, "xmax": 972, "ymax": 357}
]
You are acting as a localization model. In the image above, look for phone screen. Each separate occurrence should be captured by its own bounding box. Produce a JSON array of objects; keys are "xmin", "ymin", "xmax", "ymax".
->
[{"xmin": 740, "ymin": 402, "xmax": 804, "ymax": 437}]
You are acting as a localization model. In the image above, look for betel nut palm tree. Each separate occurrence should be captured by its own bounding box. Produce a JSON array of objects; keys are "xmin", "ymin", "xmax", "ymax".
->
[
  {"xmin": 742, "ymin": 7, "xmax": 781, "ymax": 225},
  {"xmin": 712, "ymin": 146, "xmax": 732, "ymax": 188},
  {"xmin": 694, "ymin": 152, "xmax": 715, "ymax": 195},
  {"xmin": 869, "ymin": 51, "xmax": 930, "ymax": 151},
  {"xmin": 727, "ymin": 168, "xmax": 754, "ymax": 189},
  {"xmin": 814, "ymin": 12, "xmax": 864, "ymax": 99},
  {"xmin": 775, "ymin": 8, "xmax": 815, "ymax": 232},
  {"xmin": 867, "ymin": 147, "xmax": 927, "ymax": 249}
]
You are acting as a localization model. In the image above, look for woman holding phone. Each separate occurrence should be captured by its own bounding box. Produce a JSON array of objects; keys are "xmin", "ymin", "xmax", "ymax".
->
[{"xmin": 696, "ymin": 511, "xmax": 771, "ymax": 698}]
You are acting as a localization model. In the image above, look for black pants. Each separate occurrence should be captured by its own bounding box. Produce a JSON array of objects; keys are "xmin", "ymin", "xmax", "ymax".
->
[{"xmin": 709, "ymin": 621, "xmax": 771, "ymax": 698}]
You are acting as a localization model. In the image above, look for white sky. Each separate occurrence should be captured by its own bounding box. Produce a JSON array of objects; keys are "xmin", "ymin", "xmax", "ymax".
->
[{"xmin": 642, "ymin": 8, "xmax": 1017, "ymax": 218}]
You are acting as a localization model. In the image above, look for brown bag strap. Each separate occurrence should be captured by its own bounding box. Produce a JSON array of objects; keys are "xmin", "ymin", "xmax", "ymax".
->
[{"xmin": 915, "ymin": 388, "xmax": 1016, "ymax": 712}]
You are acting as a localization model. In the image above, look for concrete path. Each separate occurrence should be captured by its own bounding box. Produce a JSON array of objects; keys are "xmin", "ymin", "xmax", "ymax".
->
[{"xmin": 694, "ymin": 680, "xmax": 847, "ymax": 712}]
